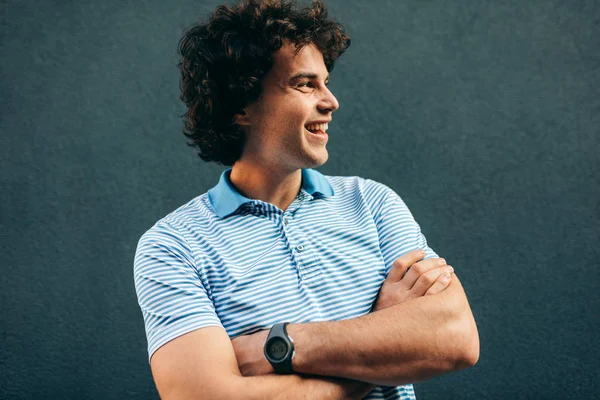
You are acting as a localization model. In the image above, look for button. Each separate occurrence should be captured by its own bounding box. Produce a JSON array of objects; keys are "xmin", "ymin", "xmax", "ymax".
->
[
  {"xmin": 296, "ymin": 244, "xmax": 304, "ymax": 252},
  {"xmin": 283, "ymin": 217, "xmax": 289, "ymax": 225}
]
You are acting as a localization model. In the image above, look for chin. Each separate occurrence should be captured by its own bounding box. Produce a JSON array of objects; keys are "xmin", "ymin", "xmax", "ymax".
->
[{"xmin": 305, "ymin": 150, "xmax": 328, "ymax": 168}]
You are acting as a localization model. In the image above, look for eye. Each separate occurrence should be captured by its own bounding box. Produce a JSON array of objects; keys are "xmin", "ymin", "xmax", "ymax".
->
[{"xmin": 297, "ymin": 81, "xmax": 330, "ymax": 88}]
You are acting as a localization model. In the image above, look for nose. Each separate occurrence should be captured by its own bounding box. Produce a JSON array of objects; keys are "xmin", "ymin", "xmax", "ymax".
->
[{"xmin": 317, "ymin": 85, "xmax": 339, "ymax": 114}]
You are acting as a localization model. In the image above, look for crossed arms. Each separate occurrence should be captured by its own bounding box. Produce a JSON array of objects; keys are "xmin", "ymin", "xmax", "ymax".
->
[{"xmin": 150, "ymin": 250, "xmax": 479, "ymax": 400}]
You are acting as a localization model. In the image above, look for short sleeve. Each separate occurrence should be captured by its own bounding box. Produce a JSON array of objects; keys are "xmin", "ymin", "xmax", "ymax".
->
[
  {"xmin": 371, "ymin": 184, "xmax": 439, "ymax": 275},
  {"xmin": 133, "ymin": 220, "xmax": 223, "ymax": 363}
]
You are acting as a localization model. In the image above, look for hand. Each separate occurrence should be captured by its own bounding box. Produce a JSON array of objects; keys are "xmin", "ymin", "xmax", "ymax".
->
[
  {"xmin": 231, "ymin": 329, "xmax": 272, "ymax": 376},
  {"xmin": 373, "ymin": 249, "xmax": 455, "ymax": 312}
]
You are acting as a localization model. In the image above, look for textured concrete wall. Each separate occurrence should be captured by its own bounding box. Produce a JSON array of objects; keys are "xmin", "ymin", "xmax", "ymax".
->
[{"xmin": 1, "ymin": 0, "xmax": 598, "ymax": 398}]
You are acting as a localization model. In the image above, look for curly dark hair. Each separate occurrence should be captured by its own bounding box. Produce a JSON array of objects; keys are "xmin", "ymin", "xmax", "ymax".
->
[{"xmin": 177, "ymin": 0, "xmax": 351, "ymax": 166}]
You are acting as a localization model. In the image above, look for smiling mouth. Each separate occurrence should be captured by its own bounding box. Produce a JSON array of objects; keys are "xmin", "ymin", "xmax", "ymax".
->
[
  {"xmin": 305, "ymin": 128, "xmax": 327, "ymax": 135},
  {"xmin": 305, "ymin": 122, "xmax": 329, "ymax": 135},
  {"xmin": 304, "ymin": 127, "xmax": 328, "ymax": 142}
]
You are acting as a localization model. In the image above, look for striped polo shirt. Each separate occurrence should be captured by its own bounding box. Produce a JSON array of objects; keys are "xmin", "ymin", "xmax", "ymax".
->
[{"xmin": 134, "ymin": 168, "xmax": 439, "ymax": 400}]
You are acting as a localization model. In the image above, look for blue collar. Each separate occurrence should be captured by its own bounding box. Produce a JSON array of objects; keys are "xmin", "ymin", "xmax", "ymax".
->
[{"xmin": 207, "ymin": 168, "xmax": 334, "ymax": 218}]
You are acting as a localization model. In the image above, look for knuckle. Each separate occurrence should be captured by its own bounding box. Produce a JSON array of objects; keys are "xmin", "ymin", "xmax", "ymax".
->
[
  {"xmin": 412, "ymin": 263, "xmax": 426, "ymax": 274},
  {"xmin": 419, "ymin": 273, "xmax": 436, "ymax": 285},
  {"xmin": 392, "ymin": 257, "xmax": 405, "ymax": 269},
  {"xmin": 425, "ymin": 281, "xmax": 439, "ymax": 292}
]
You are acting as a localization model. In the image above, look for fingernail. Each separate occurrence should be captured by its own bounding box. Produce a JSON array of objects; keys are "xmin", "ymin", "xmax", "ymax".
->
[
  {"xmin": 420, "ymin": 250, "xmax": 426, "ymax": 257},
  {"xmin": 443, "ymin": 273, "xmax": 451, "ymax": 279},
  {"xmin": 447, "ymin": 266, "xmax": 454, "ymax": 272}
]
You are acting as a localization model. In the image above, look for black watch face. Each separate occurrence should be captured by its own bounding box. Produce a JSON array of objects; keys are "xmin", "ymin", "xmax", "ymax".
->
[{"xmin": 267, "ymin": 338, "xmax": 288, "ymax": 360}]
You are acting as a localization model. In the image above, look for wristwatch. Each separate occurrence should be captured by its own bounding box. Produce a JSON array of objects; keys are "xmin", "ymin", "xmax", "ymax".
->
[{"xmin": 264, "ymin": 322, "xmax": 295, "ymax": 374}]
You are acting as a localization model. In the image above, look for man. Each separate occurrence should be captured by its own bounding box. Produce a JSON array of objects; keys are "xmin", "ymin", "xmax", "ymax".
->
[{"xmin": 133, "ymin": 0, "xmax": 479, "ymax": 399}]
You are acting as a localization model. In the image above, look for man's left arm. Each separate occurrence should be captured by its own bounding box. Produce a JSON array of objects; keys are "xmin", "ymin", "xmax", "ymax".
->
[
  {"xmin": 232, "ymin": 259, "xmax": 478, "ymax": 386},
  {"xmin": 232, "ymin": 183, "xmax": 479, "ymax": 385},
  {"xmin": 311, "ymin": 271, "xmax": 479, "ymax": 384},
  {"xmin": 284, "ymin": 270, "xmax": 479, "ymax": 385}
]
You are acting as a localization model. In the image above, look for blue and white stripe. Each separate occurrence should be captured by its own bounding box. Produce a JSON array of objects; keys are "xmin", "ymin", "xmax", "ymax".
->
[{"xmin": 134, "ymin": 168, "xmax": 438, "ymax": 400}]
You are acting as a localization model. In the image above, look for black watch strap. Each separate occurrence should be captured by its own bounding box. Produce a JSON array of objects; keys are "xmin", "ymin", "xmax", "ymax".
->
[{"xmin": 264, "ymin": 322, "xmax": 295, "ymax": 374}]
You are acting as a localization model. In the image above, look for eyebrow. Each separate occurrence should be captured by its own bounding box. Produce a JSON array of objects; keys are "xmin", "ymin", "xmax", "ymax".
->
[{"xmin": 289, "ymin": 72, "xmax": 330, "ymax": 83}]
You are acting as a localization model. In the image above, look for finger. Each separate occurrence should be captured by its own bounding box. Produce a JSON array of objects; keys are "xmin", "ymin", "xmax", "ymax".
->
[
  {"xmin": 424, "ymin": 271, "xmax": 454, "ymax": 296},
  {"xmin": 387, "ymin": 249, "xmax": 426, "ymax": 282},
  {"xmin": 401, "ymin": 257, "xmax": 447, "ymax": 289},
  {"xmin": 410, "ymin": 265, "xmax": 454, "ymax": 295}
]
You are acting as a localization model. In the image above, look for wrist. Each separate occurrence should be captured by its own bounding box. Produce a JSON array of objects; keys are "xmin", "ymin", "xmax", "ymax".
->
[
  {"xmin": 256, "ymin": 330, "xmax": 273, "ymax": 375},
  {"xmin": 264, "ymin": 322, "xmax": 296, "ymax": 374},
  {"xmin": 286, "ymin": 322, "xmax": 310, "ymax": 373},
  {"xmin": 235, "ymin": 330, "xmax": 273, "ymax": 376}
]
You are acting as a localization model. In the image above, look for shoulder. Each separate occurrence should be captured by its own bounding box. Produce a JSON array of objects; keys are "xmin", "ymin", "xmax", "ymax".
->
[
  {"xmin": 135, "ymin": 193, "xmax": 213, "ymax": 254},
  {"xmin": 322, "ymin": 173, "xmax": 397, "ymax": 206}
]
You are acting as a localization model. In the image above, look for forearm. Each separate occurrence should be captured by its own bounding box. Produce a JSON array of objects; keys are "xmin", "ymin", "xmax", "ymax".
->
[
  {"xmin": 289, "ymin": 275, "xmax": 479, "ymax": 386},
  {"xmin": 230, "ymin": 374, "xmax": 375, "ymax": 400}
]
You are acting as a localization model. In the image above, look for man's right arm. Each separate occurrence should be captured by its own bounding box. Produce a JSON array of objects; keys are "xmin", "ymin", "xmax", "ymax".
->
[{"xmin": 150, "ymin": 326, "xmax": 374, "ymax": 400}]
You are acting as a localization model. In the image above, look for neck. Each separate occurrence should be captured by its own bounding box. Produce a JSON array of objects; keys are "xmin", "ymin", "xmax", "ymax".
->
[{"xmin": 229, "ymin": 159, "xmax": 302, "ymax": 212}]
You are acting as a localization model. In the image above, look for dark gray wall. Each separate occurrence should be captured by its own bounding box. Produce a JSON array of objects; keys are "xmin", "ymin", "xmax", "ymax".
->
[{"xmin": 1, "ymin": 0, "xmax": 598, "ymax": 399}]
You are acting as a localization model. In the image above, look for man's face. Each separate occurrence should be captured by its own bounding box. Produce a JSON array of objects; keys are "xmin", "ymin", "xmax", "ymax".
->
[{"xmin": 237, "ymin": 42, "xmax": 339, "ymax": 172}]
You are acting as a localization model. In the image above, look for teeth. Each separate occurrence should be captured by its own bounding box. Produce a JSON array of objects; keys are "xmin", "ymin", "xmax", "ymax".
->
[{"xmin": 305, "ymin": 123, "xmax": 328, "ymax": 132}]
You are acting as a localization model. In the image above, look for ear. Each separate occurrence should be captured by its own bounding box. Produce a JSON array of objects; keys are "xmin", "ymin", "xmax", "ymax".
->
[{"xmin": 233, "ymin": 108, "xmax": 251, "ymax": 126}]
